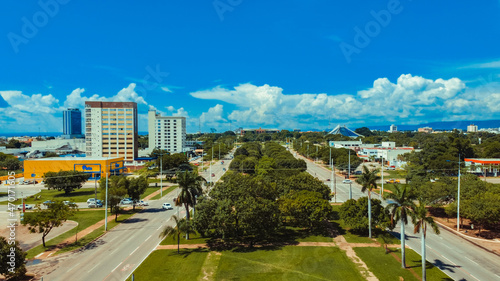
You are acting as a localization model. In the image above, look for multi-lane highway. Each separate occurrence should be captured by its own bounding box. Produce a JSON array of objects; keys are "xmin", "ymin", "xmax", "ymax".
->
[
  {"xmin": 29, "ymin": 158, "xmax": 232, "ymax": 281},
  {"xmin": 294, "ymin": 150, "xmax": 500, "ymax": 281}
]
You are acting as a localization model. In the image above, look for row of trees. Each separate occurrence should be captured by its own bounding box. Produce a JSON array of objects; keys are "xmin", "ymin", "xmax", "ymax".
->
[
  {"xmin": 193, "ymin": 142, "xmax": 333, "ymax": 245},
  {"xmin": 99, "ymin": 175, "xmax": 149, "ymax": 220}
]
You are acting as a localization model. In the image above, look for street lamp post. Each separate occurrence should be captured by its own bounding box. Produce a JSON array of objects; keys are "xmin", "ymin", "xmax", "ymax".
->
[
  {"xmin": 105, "ymin": 173, "xmax": 108, "ymax": 231},
  {"xmin": 381, "ymin": 156, "xmax": 384, "ymax": 197},
  {"xmin": 160, "ymin": 150, "xmax": 163, "ymax": 198},
  {"xmin": 457, "ymin": 156, "xmax": 461, "ymax": 232},
  {"xmin": 348, "ymin": 149, "xmax": 352, "ymax": 200}
]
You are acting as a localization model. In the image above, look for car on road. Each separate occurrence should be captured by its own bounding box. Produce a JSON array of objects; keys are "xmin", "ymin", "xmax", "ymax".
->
[
  {"xmin": 63, "ymin": 201, "xmax": 76, "ymax": 206},
  {"xmin": 353, "ymin": 171, "xmax": 362, "ymax": 175},
  {"xmin": 326, "ymin": 178, "xmax": 330, "ymax": 181},
  {"xmin": 222, "ymin": 168, "xmax": 226, "ymax": 171},
  {"xmin": 87, "ymin": 198, "xmax": 96, "ymax": 204},
  {"xmin": 88, "ymin": 200, "xmax": 103, "ymax": 208},
  {"xmin": 386, "ymin": 166, "xmax": 396, "ymax": 170},
  {"xmin": 17, "ymin": 204, "xmax": 33, "ymax": 210},
  {"xmin": 136, "ymin": 200, "xmax": 149, "ymax": 206},
  {"xmin": 162, "ymin": 203, "xmax": 173, "ymax": 210},
  {"xmin": 120, "ymin": 198, "xmax": 133, "ymax": 205},
  {"xmin": 211, "ymin": 173, "xmax": 215, "ymax": 177},
  {"xmin": 342, "ymin": 179, "xmax": 352, "ymax": 184},
  {"xmin": 43, "ymin": 200, "xmax": 55, "ymax": 206},
  {"xmin": 385, "ymin": 179, "xmax": 400, "ymax": 184}
]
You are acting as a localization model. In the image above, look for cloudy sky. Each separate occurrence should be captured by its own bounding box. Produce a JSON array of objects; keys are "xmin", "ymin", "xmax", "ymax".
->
[{"xmin": 1, "ymin": 1, "xmax": 500, "ymax": 133}]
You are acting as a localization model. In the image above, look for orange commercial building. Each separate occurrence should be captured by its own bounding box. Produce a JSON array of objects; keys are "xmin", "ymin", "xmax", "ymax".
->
[{"xmin": 23, "ymin": 157, "xmax": 125, "ymax": 180}]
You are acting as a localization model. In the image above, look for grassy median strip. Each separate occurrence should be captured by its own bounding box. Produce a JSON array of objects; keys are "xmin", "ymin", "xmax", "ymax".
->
[
  {"xmin": 355, "ymin": 247, "xmax": 453, "ymax": 281},
  {"xmin": 127, "ymin": 249, "xmax": 209, "ymax": 281},
  {"xmin": 160, "ymin": 231, "xmax": 208, "ymax": 245},
  {"xmin": 26, "ymin": 210, "xmax": 105, "ymax": 259},
  {"xmin": 150, "ymin": 185, "xmax": 178, "ymax": 200}
]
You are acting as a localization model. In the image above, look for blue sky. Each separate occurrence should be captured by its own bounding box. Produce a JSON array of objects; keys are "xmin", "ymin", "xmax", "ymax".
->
[{"xmin": 1, "ymin": 0, "xmax": 500, "ymax": 133}]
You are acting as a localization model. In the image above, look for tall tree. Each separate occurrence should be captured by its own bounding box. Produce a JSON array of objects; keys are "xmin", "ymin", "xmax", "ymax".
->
[
  {"xmin": 385, "ymin": 185, "xmax": 416, "ymax": 268},
  {"xmin": 175, "ymin": 171, "xmax": 205, "ymax": 239},
  {"xmin": 412, "ymin": 203, "xmax": 440, "ymax": 281},
  {"xmin": 356, "ymin": 165, "xmax": 380, "ymax": 238},
  {"xmin": 44, "ymin": 170, "xmax": 90, "ymax": 195},
  {"xmin": 22, "ymin": 201, "xmax": 77, "ymax": 247},
  {"xmin": 127, "ymin": 176, "xmax": 148, "ymax": 210},
  {"xmin": 100, "ymin": 176, "xmax": 128, "ymax": 221},
  {"xmin": 159, "ymin": 215, "xmax": 194, "ymax": 254}
]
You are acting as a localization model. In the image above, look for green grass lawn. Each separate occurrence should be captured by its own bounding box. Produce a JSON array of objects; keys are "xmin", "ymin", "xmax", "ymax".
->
[
  {"xmin": 141, "ymin": 187, "xmax": 161, "ymax": 199},
  {"xmin": 215, "ymin": 246, "xmax": 365, "ymax": 281},
  {"xmin": 126, "ymin": 249, "xmax": 209, "ymax": 281},
  {"xmin": 129, "ymin": 246, "xmax": 365, "ymax": 281},
  {"xmin": 355, "ymin": 247, "xmax": 453, "ymax": 281},
  {"xmin": 160, "ymin": 231, "xmax": 208, "ymax": 245},
  {"xmin": 150, "ymin": 185, "xmax": 178, "ymax": 200},
  {"xmin": 0, "ymin": 187, "xmax": 101, "ymax": 205},
  {"xmin": 384, "ymin": 170, "xmax": 405, "ymax": 179},
  {"xmin": 26, "ymin": 210, "xmax": 106, "ymax": 259}
]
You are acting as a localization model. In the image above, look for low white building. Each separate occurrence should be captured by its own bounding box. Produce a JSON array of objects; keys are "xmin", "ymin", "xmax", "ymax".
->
[{"xmin": 31, "ymin": 138, "xmax": 86, "ymax": 152}]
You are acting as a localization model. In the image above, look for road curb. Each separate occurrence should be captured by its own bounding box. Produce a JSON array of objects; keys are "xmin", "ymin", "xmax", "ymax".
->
[{"xmin": 435, "ymin": 220, "xmax": 500, "ymax": 257}]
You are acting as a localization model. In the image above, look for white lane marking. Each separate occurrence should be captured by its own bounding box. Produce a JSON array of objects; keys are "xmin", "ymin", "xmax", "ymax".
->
[
  {"xmin": 145, "ymin": 234, "xmax": 152, "ymax": 241},
  {"xmin": 427, "ymin": 245, "xmax": 433, "ymax": 250},
  {"xmin": 126, "ymin": 235, "xmax": 134, "ymax": 242},
  {"xmin": 35, "ymin": 253, "xmax": 44, "ymax": 258},
  {"xmin": 89, "ymin": 263, "xmax": 100, "ymax": 272},
  {"xmin": 465, "ymin": 257, "xmax": 478, "ymax": 265},
  {"xmin": 130, "ymin": 246, "xmax": 140, "ymax": 256},
  {"xmin": 112, "ymin": 261, "xmax": 123, "ymax": 272},
  {"xmin": 157, "ymin": 225, "xmax": 162, "ymax": 230},
  {"xmin": 440, "ymin": 255, "xmax": 456, "ymax": 266},
  {"xmin": 108, "ymin": 235, "xmax": 118, "ymax": 242},
  {"xmin": 110, "ymin": 247, "xmax": 119, "ymax": 256},
  {"xmin": 67, "ymin": 262, "xmax": 81, "ymax": 272},
  {"xmin": 469, "ymin": 274, "xmax": 480, "ymax": 281}
]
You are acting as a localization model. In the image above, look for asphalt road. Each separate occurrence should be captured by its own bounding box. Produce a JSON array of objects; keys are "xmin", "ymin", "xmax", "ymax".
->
[
  {"xmin": 33, "ymin": 156, "xmax": 233, "ymax": 281},
  {"xmin": 295, "ymin": 150, "xmax": 500, "ymax": 281}
]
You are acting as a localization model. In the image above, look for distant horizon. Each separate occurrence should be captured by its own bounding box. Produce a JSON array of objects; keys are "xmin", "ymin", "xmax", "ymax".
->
[{"xmin": 2, "ymin": 118, "xmax": 500, "ymax": 138}]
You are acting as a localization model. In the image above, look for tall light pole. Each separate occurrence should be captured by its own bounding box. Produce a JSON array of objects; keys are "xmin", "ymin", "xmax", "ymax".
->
[
  {"xmin": 457, "ymin": 155, "xmax": 461, "ymax": 232},
  {"xmin": 330, "ymin": 147, "xmax": 333, "ymax": 200},
  {"xmin": 380, "ymin": 155, "xmax": 384, "ymax": 197},
  {"xmin": 218, "ymin": 142, "xmax": 221, "ymax": 160},
  {"xmin": 105, "ymin": 173, "xmax": 108, "ymax": 231},
  {"xmin": 160, "ymin": 150, "xmax": 163, "ymax": 198},
  {"xmin": 209, "ymin": 147, "xmax": 213, "ymax": 184},
  {"xmin": 348, "ymin": 149, "xmax": 352, "ymax": 200}
]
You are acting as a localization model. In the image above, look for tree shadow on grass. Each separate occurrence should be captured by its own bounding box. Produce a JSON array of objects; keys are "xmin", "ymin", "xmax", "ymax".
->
[{"xmin": 168, "ymin": 247, "xmax": 209, "ymax": 258}]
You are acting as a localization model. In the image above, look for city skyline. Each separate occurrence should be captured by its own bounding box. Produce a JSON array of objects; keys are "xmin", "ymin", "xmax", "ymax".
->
[{"xmin": 1, "ymin": 1, "xmax": 500, "ymax": 133}]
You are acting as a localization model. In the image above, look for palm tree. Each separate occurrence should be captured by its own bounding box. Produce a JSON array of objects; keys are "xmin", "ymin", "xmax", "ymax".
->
[
  {"xmin": 159, "ymin": 215, "xmax": 195, "ymax": 254},
  {"xmin": 385, "ymin": 185, "xmax": 416, "ymax": 268},
  {"xmin": 356, "ymin": 165, "xmax": 380, "ymax": 238},
  {"xmin": 412, "ymin": 202, "xmax": 440, "ymax": 281},
  {"xmin": 175, "ymin": 170, "xmax": 205, "ymax": 239}
]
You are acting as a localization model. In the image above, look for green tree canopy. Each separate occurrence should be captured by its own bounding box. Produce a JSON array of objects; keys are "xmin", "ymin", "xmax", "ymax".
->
[{"xmin": 44, "ymin": 170, "xmax": 91, "ymax": 195}]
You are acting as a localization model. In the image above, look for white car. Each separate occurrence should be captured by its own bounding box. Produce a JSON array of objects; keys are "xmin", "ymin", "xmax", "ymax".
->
[
  {"xmin": 162, "ymin": 203, "xmax": 173, "ymax": 210},
  {"xmin": 342, "ymin": 179, "xmax": 352, "ymax": 184},
  {"xmin": 17, "ymin": 204, "xmax": 33, "ymax": 210},
  {"xmin": 87, "ymin": 198, "xmax": 96, "ymax": 204},
  {"xmin": 120, "ymin": 198, "xmax": 133, "ymax": 205},
  {"xmin": 137, "ymin": 200, "xmax": 149, "ymax": 206}
]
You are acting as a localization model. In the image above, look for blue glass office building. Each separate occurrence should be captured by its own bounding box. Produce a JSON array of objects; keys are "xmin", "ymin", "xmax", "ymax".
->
[{"xmin": 63, "ymin": 108, "xmax": 83, "ymax": 138}]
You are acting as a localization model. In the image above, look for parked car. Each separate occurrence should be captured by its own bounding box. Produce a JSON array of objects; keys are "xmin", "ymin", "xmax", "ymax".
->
[
  {"xmin": 162, "ymin": 203, "xmax": 173, "ymax": 210},
  {"xmin": 43, "ymin": 200, "xmax": 55, "ymax": 206},
  {"xmin": 88, "ymin": 201, "xmax": 103, "ymax": 208},
  {"xmin": 137, "ymin": 200, "xmax": 149, "ymax": 206},
  {"xmin": 342, "ymin": 179, "xmax": 352, "ymax": 184},
  {"xmin": 353, "ymin": 171, "xmax": 362, "ymax": 175},
  {"xmin": 17, "ymin": 204, "xmax": 33, "ymax": 210},
  {"xmin": 120, "ymin": 198, "xmax": 133, "ymax": 205},
  {"xmin": 211, "ymin": 173, "xmax": 215, "ymax": 177},
  {"xmin": 63, "ymin": 201, "xmax": 76, "ymax": 206},
  {"xmin": 386, "ymin": 166, "xmax": 396, "ymax": 170},
  {"xmin": 87, "ymin": 198, "xmax": 96, "ymax": 204},
  {"xmin": 385, "ymin": 179, "xmax": 400, "ymax": 184}
]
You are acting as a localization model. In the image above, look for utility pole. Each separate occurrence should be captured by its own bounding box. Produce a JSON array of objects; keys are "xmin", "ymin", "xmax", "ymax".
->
[
  {"xmin": 381, "ymin": 156, "xmax": 384, "ymax": 197},
  {"xmin": 330, "ymin": 147, "xmax": 333, "ymax": 200},
  {"xmin": 219, "ymin": 142, "xmax": 221, "ymax": 160},
  {"xmin": 334, "ymin": 166, "xmax": 337, "ymax": 203},
  {"xmin": 105, "ymin": 173, "xmax": 108, "ymax": 231},
  {"xmin": 160, "ymin": 150, "xmax": 163, "ymax": 198},
  {"xmin": 457, "ymin": 154, "xmax": 461, "ymax": 232},
  {"xmin": 348, "ymin": 149, "xmax": 352, "ymax": 200},
  {"xmin": 209, "ymin": 147, "xmax": 213, "ymax": 184}
]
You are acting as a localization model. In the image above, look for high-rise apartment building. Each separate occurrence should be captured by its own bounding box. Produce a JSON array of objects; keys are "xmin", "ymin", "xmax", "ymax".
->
[
  {"xmin": 389, "ymin": 124, "xmax": 397, "ymax": 133},
  {"xmin": 85, "ymin": 101, "xmax": 138, "ymax": 161},
  {"xmin": 467, "ymin": 124, "xmax": 478, "ymax": 133},
  {"xmin": 63, "ymin": 108, "xmax": 83, "ymax": 138},
  {"xmin": 148, "ymin": 110, "xmax": 186, "ymax": 153}
]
